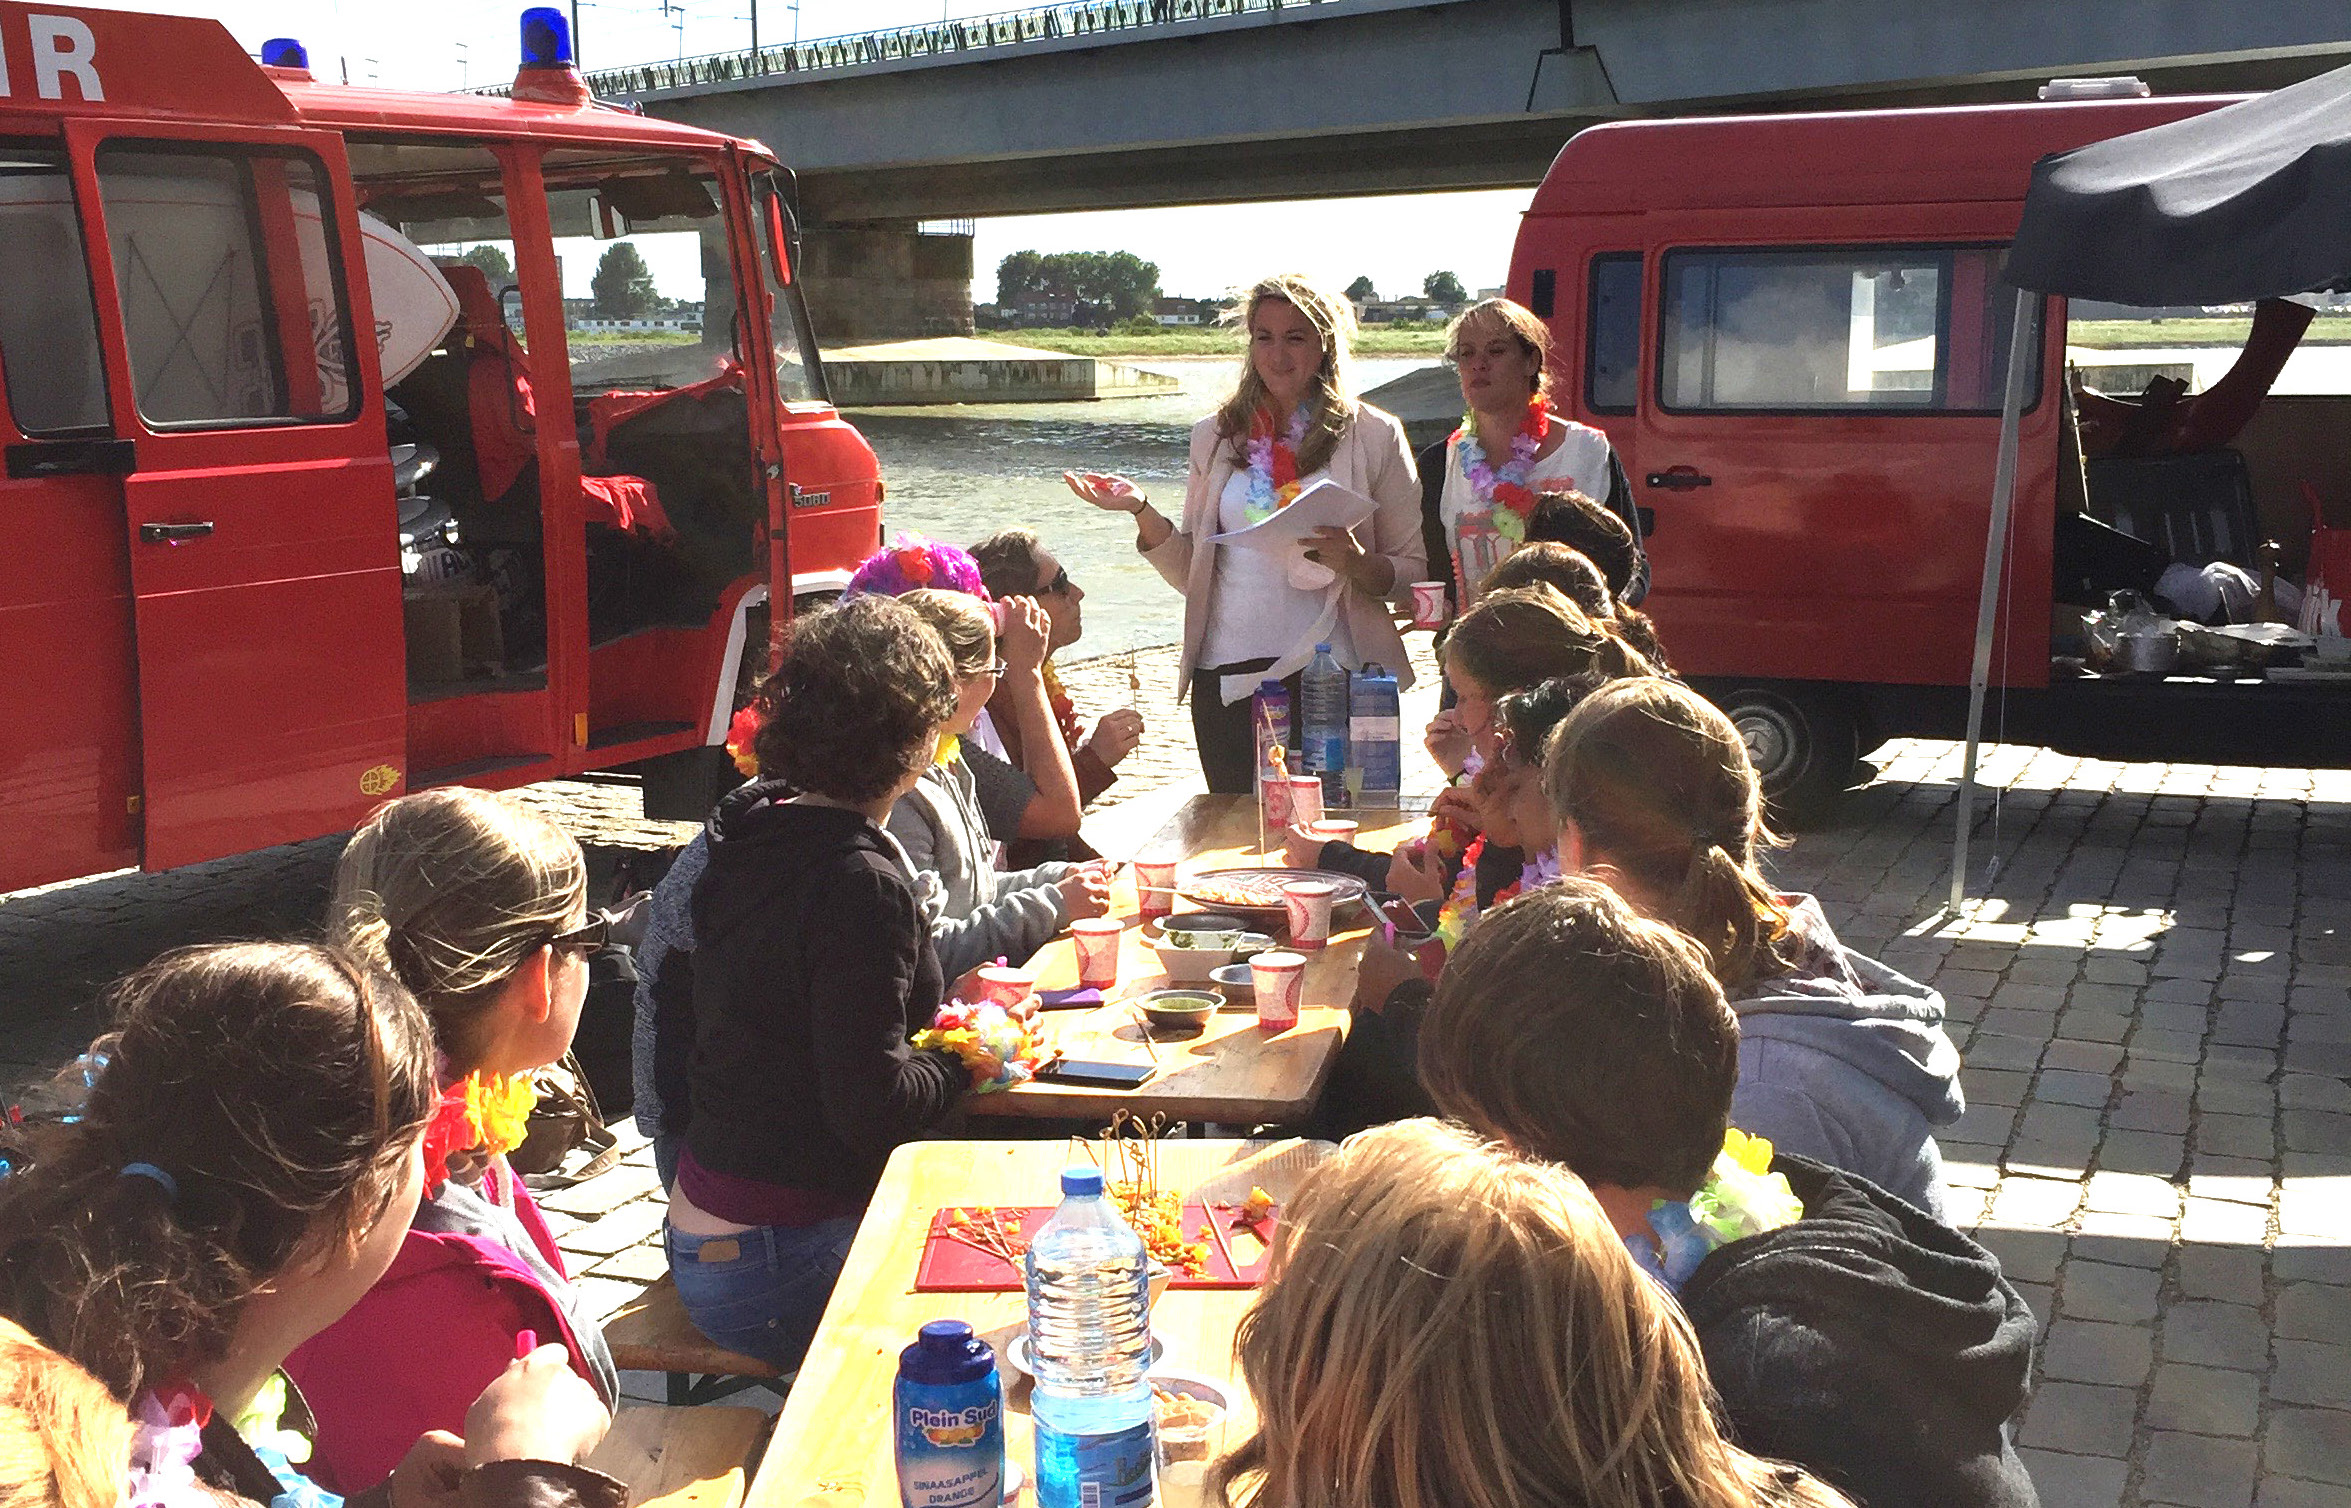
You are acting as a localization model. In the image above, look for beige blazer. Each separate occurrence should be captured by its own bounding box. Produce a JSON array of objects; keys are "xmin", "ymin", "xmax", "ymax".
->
[{"xmin": 1142, "ymin": 403, "xmax": 1427, "ymax": 702}]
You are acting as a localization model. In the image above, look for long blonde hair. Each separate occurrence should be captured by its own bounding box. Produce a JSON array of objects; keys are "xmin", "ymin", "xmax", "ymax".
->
[
  {"xmin": 1218, "ymin": 1120, "xmax": 1849, "ymax": 1508},
  {"xmin": 1446, "ymin": 296, "xmax": 1556, "ymax": 407},
  {"xmin": 1215, "ymin": 273, "xmax": 1356, "ymax": 477},
  {"xmin": 330, "ymin": 788, "xmax": 587, "ymax": 1074},
  {"xmin": 0, "ymin": 1319, "xmax": 130, "ymax": 1508}
]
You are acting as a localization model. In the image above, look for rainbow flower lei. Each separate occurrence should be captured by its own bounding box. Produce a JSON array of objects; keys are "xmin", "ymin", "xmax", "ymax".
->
[
  {"xmin": 1433, "ymin": 834, "xmax": 1522, "ymax": 953},
  {"xmin": 1625, "ymin": 1129, "xmax": 1804, "ymax": 1293},
  {"xmin": 1451, "ymin": 397, "xmax": 1552, "ymax": 543},
  {"xmin": 1242, "ymin": 406, "xmax": 1311, "ymax": 524}
]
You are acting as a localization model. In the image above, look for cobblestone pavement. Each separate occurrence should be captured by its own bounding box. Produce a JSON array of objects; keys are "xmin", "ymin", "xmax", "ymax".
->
[{"xmin": 6, "ymin": 648, "xmax": 2350, "ymax": 1505}]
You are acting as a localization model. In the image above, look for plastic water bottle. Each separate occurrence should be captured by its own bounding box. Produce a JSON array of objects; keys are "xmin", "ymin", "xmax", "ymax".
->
[
  {"xmin": 1252, "ymin": 678, "xmax": 1293, "ymax": 829},
  {"xmin": 1024, "ymin": 1167, "xmax": 1156, "ymax": 1508},
  {"xmin": 894, "ymin": 1321, "xmax": 1005, "ymax": 1508},
  {"xmin": 1301, "ymin": 643, "xmax": 1351, "ymax": 808},
  {"xmin": 1349, "ymin": 663, "xmax": 1402, "ymax": 807}
]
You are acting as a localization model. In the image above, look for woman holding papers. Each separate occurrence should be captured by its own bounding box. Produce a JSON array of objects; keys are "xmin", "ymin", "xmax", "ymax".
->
[{"xmin": 1063, "ymin": 272, "xmax": 1425, "ymax": 792}]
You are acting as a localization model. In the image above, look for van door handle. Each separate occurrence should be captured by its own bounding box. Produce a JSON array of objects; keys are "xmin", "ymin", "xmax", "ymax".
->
[
  {"xmin": 1646, "ymin": 468, "xmax": 1712, "ymax": 491},
  {"xmin": 139, "ymin": 521, "xmax": 215, "ymax": 544}
]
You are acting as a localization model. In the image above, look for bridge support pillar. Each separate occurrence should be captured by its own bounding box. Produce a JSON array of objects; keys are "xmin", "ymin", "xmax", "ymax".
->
[{"xmin": 798, "ymin": 220, "xmax": 973, "ymax": 341}]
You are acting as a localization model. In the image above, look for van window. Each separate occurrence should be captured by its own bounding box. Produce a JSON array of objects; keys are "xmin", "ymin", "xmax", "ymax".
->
[
  {"xmin": 95, "ymin": 145, "xmax": 358, "ymax": 427},
  {"xmin": 0, "ymin": 146, "xmax": 109, "ymax": 435},
  {"xmin": 1661, "ymin": 246, "xmax": 2041, "ymax": 414},
  {"xmin": 1586, "ymin": 253, "xmax": 1642, "ymax": 414}
]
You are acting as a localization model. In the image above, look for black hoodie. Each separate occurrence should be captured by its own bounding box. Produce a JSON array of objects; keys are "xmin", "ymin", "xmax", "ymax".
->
[
  {"xmin": 684, "ymin": 780, "xmax": 965, "ymax": 1204},
  {"xmin": 1680, "ymin": 1155, "xmax": 2039, "ymax": 1508}
]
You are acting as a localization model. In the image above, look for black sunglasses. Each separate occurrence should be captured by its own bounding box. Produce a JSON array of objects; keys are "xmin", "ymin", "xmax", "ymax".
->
[
  {"xmin": 548, "ymin": 912, "xmax": 611, "ymax": 958},
  {"xmin": 1041, "ymin": 565, "xmax": 1073, "ymax": 596}
]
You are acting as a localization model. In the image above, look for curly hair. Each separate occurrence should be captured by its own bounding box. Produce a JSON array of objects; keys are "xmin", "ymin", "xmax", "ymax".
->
[
  {"xmin": 0, "ymin": 944, "xmax": 436, "ymax": 1399},
  {"xmin": 753, "ymin": 595, "xmax": 957, "ymax": 804},
  {"xmin": 1420, "ymin": 879, "xmax": 1739, "ymax": 1196}
]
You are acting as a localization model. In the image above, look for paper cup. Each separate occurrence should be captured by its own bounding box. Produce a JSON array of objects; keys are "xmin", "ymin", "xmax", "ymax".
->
[
  {"xmin": 1134, "ymin": 858, "xmax": 1178, "ymax": 923},
  {"xmin": 1249, "ymin": 950, "xmax": 1305, "ymax": 1031},
  {"xmin": 1259, "ymin": 771, "xmax": 1292, "ymax": 830},
  {"xmin": 1286, "ymin": 774, "xmax": 1325, "ymax": 828},
  {"xmin": 1410, "ymin": 580, "xmax": 1449, "ymax": 630},
  {"xmin": 1070, "ymin": 918, "xmax": 1123, "ymax": 990},
  {"xmin": 972, "ymin": 965, "xmax": 1035, "ymax": 1008},
  {"xmin": 1307, "ymin": 818, "xmax": 1358, "ymax": 846},
  {"xmin": 1278, "ymin": 880, "xmax": 1338, "ymax": 951}
]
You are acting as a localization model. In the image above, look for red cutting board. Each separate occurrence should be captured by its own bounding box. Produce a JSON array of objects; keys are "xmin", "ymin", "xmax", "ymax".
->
[{"xmin": 914, "ymin": 1204, "xmax": 1277, "ymax": 1292}]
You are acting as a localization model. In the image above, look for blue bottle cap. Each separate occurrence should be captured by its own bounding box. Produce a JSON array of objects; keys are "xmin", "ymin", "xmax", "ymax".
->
[
  {"xmin": 1259, "ymin": 679, "xmax": 1283, "ymax": 694},
  {"xmin": 899, "ymin": 1319, "xmax": 995, "ymax": 1385},
  {"xmin": 1060, "ymin": 1165, "xmax": 1105, "ymax": 1197}
]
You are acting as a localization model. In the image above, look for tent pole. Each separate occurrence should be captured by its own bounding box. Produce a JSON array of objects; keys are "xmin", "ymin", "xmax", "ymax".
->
[{"xmin": 1950, "ymin": 285, "xmax": 2041, "ymax": 915}]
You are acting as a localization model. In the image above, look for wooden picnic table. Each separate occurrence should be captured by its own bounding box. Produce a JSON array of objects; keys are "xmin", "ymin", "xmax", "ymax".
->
[
  {"xmin": 968, "ymin": 795, "xmax": 1418, "ymax": 1126},
  {"xmin": 743, "ymin": 1136, "xmax": 1333, "ymax": 1508}
]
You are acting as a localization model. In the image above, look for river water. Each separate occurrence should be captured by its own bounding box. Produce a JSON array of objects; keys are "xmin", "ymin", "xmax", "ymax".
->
[{"xmin": 850, "ymin": 354, "xmax": 1441, "ymax": 654}]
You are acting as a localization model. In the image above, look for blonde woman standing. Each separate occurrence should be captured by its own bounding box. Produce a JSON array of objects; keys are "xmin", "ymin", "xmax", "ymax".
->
[
  {"xmin": 1064, "ymin": 273, "xmax": 1425, "ymax": 792},
  {"xmin": 1217, "ymin": 1119, "xmax": 1851, "ymax": 1508}
]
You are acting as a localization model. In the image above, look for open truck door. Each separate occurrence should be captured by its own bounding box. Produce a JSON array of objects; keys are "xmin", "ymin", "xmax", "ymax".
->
[{"xmin": 37, "ymin": 11, "xmax": 405, "ymax": 870}]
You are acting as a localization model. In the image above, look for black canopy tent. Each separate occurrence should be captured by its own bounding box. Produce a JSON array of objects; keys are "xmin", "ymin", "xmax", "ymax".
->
[{"xmin": 1951, "ymin": 64, "xmax": 2351, "ymax": 909}]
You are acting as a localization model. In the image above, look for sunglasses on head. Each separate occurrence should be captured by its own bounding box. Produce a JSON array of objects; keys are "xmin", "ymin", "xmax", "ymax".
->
[{"xmin": 547, "ymin": 912, "xmax": 611, "ymax": 958}]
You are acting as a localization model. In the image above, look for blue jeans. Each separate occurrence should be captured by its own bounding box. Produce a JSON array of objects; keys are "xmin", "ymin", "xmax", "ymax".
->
[{"xmin": 664, "ymin": 1217, "xmax": 860, "ymax": 1371}]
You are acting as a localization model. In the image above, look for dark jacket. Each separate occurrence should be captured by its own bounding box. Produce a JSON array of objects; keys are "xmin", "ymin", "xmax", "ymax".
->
[
  {"xmin": 684, "ymin": 782, "xmax": 965, "ymax": 1201},
  {"xmin": 1683, "ymin": 1155, "xmax": 2040, "ymax": 1508},
  {"xmin": 1415, "ymin": 435, "xmax": 1648, "ymax": 610}
]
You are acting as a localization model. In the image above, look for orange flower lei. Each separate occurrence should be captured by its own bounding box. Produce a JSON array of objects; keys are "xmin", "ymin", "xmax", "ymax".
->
[{"xmin": 421, "ymin": 1072, "xmax": 537, "ymax": 1188}]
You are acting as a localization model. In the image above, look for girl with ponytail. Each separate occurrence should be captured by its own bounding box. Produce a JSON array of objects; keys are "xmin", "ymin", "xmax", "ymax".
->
[
  {"xmin": 289, "ymin": 789, "xmax": 619, "ymax": 1493},
  {"xmin": 0, "ymin": 943, "xmax": 615, "ymax": 1508},
  {"xmin": 1541, "ymin": 678, "xmax": 1965, "ymax": 1215}
]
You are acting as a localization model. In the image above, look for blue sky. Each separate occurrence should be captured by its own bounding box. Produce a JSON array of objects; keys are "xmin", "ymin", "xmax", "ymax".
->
[{"xmin": 83, "ymin": 1, "xmax": 1528, "ymax": 302}]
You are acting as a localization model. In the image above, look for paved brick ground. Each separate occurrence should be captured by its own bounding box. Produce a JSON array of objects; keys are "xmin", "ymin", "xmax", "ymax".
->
[{"xmin": 5, "ymin": 648, "xmax": 2349, "ymax": 1505}]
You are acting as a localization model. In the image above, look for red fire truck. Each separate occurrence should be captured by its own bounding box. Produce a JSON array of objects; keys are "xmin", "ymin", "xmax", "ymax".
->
[
  {"xmin": 0, "ymin": 4, "xmax": 881, "ymax": 893},
  {"xmin": 1512, "ymin": 89, "xmax": 2351, "ymax": 815}
]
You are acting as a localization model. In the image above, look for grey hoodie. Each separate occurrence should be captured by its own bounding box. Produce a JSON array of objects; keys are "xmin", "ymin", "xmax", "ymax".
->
[
  {"xmin": 887, "ymin": 755, "xmax": 1076, "ymax": 978},
  {"xmin": 1728, "ymin": 896, "xmax": 1964, "ymax": 1218}
]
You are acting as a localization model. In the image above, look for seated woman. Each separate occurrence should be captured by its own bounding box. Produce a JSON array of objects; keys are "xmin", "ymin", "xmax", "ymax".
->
[
  {"xmin": 890, "ymin": 588, "xmax": 1111, "ymax": 978},
  {"xmin": 1479, "ymin": 539, "xmax": 1670, "ymax": 672},
  {"xmin": 0, "ymin": 943, "xmax": 615, "ymax": 1508},
  {"xmin": 1291, "ymin": 584, "xmax": 1651, "ymax": 906},
  {"xmin": 287, "ymin": 789, "xmax": 619, "ymax": 1491},
  {"xmin": 1544, "ymin": 677, "xmax": 1964, "ymax": 1216},
  {"xmin": 1220, "ymin": 1118, "xmax": 1849, "ymax": 1508},
  {"xmin": 667, "ymin": 597, "xmax": 995, "ymax": 1368}
]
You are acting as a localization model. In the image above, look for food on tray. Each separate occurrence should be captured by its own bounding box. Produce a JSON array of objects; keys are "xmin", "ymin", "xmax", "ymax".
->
[
  {"xmin": 1102, "ymin": 1111, "xmax": 1213, "ymax": 1277},
  {"xmin": 1184, "ymin": 878, "xmax": 1285, "ymax": 908},
  {"xmin": 942, "ymin": 1206, "xmax": 1026, "ymax": 1267}
]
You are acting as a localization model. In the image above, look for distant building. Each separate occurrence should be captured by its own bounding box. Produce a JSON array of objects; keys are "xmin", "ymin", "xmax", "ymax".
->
[
  {"xmin": 1153, "ymin": 296, "xmax": 1220, "ymax": 326},
  {"xmin": 1005, "ymin": 294, "xmax": 1080, "ymax": 327},
  {"xmin": 1358, "ymin": 299, "xmax": 1445, "ymax": 324}
]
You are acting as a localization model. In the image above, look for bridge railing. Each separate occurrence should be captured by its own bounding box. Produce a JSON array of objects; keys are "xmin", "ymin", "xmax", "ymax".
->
[{"xmin": 480, "ymin": 0, "xmax": 1344, "ymax": 97}]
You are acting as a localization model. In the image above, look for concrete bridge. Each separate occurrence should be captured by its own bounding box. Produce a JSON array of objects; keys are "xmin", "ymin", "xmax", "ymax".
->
[{"xmin": 571, "ymin": 0, "xmax": 2351, "ymax": 335}]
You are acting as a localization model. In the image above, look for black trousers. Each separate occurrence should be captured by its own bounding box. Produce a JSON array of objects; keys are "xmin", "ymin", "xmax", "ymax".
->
[{"xmin": 1190, "ymin": 662, "xmax": 1302, "ymax": 795}]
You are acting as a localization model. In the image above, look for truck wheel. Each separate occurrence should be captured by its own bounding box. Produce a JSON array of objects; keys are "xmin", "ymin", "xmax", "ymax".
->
[{"xmin": 1719, "ymin": 687, "xmax": 1859, "ymax": 828}]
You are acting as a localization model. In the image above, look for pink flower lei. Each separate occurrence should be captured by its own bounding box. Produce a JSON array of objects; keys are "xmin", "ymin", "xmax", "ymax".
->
[{"xmin": 1452, "ymin": 398, "xmax": 1552, "ymax": 543}]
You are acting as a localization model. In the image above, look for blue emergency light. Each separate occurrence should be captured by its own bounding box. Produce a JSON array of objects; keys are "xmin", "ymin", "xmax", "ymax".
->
[
  {"xmin": 260, "ymin": 37, "xmax": 309, "ymax": 69},
  {"xmin": 520, "ymin": 8, "xmax": 574, "ymax": 69}
]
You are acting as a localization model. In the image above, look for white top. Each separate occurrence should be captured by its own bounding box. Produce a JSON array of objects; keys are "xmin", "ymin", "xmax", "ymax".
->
[
  {"xmin": 1198, "ymin": 466, "xmax": 1357, "ymax": 700},
  {"xmin": 1439, "ymin": 418, "xmax": 1616, "ymax": 605}
]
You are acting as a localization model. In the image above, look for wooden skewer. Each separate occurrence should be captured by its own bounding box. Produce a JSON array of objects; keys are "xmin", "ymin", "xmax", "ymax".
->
[{"xmin": 1202, "ymin": 1202, "xmax": 1240, "ymax": 1280}]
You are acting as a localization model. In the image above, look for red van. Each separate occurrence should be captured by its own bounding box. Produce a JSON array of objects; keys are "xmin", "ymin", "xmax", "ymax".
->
[
  {"xmin": 1512, "ymin": 92, "xmax": 2351, "ymax": 814},
  {"xmin": 0, "ymin": 4, "xmax": 880, "ymax": 893}
]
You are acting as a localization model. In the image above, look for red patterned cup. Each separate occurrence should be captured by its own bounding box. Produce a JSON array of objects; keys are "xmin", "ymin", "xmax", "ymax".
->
[
  {"xmin": 973, "ymin": 965, "xmax": 1035, "ymax": 1008},
  {"xmin": 1134, "ymin": 858, "xmax": 1178, "ymax": 923},
  {"xmin": 1249, "ymin": 950, "xmax": 1305, "ymax": 1031},
  {"xmin": 1307, "ymin": 819, "xmax": 1358, "ymax": 846},
  {"xmin": 1286, "ymin": 774, "xmax": 1324, "ymax": 828},
  {"xmin": 1410, "ymin": 580, "xmax": 1449, "ymax": 630},
  {"xmin": 1260, "ymin": 771, "xmax": 1292, "ymax": 830},
  {"xmin": 1070, "ymin": 918, "xmax": 1123, "ymax": 990},
  {"xmin": 1278, "ymin": 880, "xmax": 1339, "ymax": 950}
]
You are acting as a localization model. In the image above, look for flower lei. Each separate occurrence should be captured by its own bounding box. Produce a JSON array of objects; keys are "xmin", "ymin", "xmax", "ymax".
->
[
  {"xmin": 126, "ymin": 1382, "xmax": 209, "ymax": 1508},
  {"xmin": 1040, "ymin": 660, "xmax": 1084, "ymax": 753},
  {"xmin": 1519, "ymin": 847, "xmax": 1561, "ymax": 893},
  {"xmin": 1451, "ymin": 397, "xmax": 1552, "ymax": 543},
  {"xmin": 420, "ymin": 1071, "xmax": 537, "ymax": 1189},
  {"xmin": 1625, "ymin": 1129, "xmax": 1804, "ymax": 1294},
  {"xmin": 1433, "ymin": 835, "xmax": 1523, "ymax": 953},
  {"xmin": 1242, "ymin": 406, "xmax": 1311, "ymax": 524}
]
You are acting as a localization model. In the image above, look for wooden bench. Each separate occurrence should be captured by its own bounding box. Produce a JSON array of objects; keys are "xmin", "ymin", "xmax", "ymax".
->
[
  {"xmin": 605, "ymin": 1275, "xmax": 789, "ymax": 1406},
  {"xmin": 587, "ymin": 1403, "xmax": 767, "ymax": 1508}
]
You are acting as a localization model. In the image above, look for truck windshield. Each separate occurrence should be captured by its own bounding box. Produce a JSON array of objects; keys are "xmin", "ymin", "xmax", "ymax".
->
[{"xmin": 542, "ymin": 154, "xmax": 743, "ymax": 396}]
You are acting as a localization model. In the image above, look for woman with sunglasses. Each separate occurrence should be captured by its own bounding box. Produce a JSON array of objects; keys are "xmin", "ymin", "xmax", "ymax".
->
[{"xmin": 285, "ymin": 788, "xmax": 620, "ymax": 1493}]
